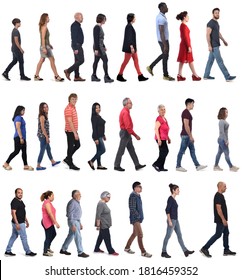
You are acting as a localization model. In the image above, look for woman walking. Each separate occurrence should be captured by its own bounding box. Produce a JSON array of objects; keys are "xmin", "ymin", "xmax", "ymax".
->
[
  {"xmin": 176, "ymin": 11, "xmax": 201, "ymax": 81},
  {"xmin": 161, "ymin": 183, "xmax": 194, "ymax": 258},
  {"xmin": 34, "ymin": 13, "xmax": 64, "ymax": 82},
  {"xmin": 36, "ymin": 102, "xmax": 60, "ymax": 170},
  {"xmin": 3, "ymin": 106, "xmax": 33, "ymax": 171},
  {"xmin": 214, "ymin": 107, "xmax": 239, "ymax": 172},
  {"xmin": 41, "ymin": 191, "xmax": 60, "ymax": 256}
]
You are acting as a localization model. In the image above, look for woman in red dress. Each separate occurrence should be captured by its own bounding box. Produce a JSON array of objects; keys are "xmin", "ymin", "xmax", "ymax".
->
[{"xmin": 176, "ymin": 11, "xmax": 201, "ymax": 81}]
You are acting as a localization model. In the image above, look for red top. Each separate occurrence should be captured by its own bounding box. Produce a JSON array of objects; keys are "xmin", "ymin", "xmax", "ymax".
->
[
  {"xmin": 155, "ymin": 115, "xmax": 169, "ymax": 140},
  {"xmin": 42, "ymin": 199, "xmax": 56, "ymax": 229},
  {"xmin": 119, "ymin": 107, "xmax": 137, "ymax": 137},
  {"xmin": 177, "ymin": 23, "xmax": 194, "ymax": 63},
  {"xmin": 64, "ymin": 103, "xmax": 78, "ymax": 132}
]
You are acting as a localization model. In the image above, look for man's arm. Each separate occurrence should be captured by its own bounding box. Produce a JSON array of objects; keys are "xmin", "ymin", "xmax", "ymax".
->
[
  {"xmin": 219, "ymin": 32, "xmax": 228, "ymax": 46},
  {"xmin": 66, "ymin": 116, "xmax": 79, "ymax": 140},
  {"xmin": 159, "ymin": 25, "xmax": 168, "ymax": 53},
  {"xmin": 216, "ymin": 204, "xmax": 228, "ymax": 226},
  {"xmin": 14, "ymin": 36, "xmax": 24, "ymax": 53},
  {"xmin": 206, "ymin": 27, "xmax": 212, "ymax": 52},
  {"xmin": 183, "ymin": 118, "xmax": 194, "ymax": 142},
  {"xmin": 11, "ymin": 209, "xmax": 20, "ymax": 230}
]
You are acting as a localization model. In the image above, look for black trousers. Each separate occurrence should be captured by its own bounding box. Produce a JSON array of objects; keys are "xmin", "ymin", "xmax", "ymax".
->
[
  {"xmin": 5, "ymin": 50, "xmax": 25, "ymax": 77},
  {"xmin": 67, "ymin": 45, "xmax": 84, "ymax": 78},
  {"xmin": 65, "ymin": 131, "xmax": 80, "ymax": 166},
  {"xmin": 94, "ymin": 228, "xmax": 115, "ymax": 254},
  {"xmin": 42, "ymin": 222, "xmax": 56, "ymax": 253},
  {"xmin": 153, "ymin": 140, "xmax": 169, "ymax": 169},
  {"xmin": 92, "ymin": 53, "xmax": 108, "ymax": 76},
  {"xmin": 6, "ymin": 137, "xmax": 28, "ymax": 165},
  {"xmin": 150, "ymin": 40, "xmax": 169, "ymax": 76}
]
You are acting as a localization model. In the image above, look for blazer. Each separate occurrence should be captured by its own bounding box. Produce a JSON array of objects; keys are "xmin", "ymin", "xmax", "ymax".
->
[{"xmin": 122, "ymin": 23, "xmax": 137, "ymax": 53}]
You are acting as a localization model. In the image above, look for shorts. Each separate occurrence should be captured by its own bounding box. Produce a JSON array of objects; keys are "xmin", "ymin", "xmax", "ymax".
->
[{"xmin": 40, "ymin": 45, "xmax": 54, "ymax": 58}]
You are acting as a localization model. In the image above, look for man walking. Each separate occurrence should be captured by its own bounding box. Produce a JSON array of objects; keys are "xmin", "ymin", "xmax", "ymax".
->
[
  {"xmin": 63, "ymin": 93, "xmax": 80, "ymax": 170},
  {"xmin": 176, "ymin": 98, "xmax": 207, "ymax": 172},
  {"xmin": 203, "ymin": 8, "xmax": 236, "ymax": 82},
  {"xmin": 124, "ymin": 182, "xmax": 152, "ymax": 258},
  {"xmin": 64, "ymin": 13, "xmax": 85, "ymax": 82},
  {"xmin": 2, "ymin": 18, "xmax": 31, "ymax": 81},
  {"xmin": 114, "ymin": 97, "xmax": 146, "ymax": 171},
  {"xmin": 60, "ymin": 190, "xmax": 89, "ymax": 258},
  {"xmin": 5, "ymin": 188, "xmax": 36, "ymax": 257},
  {"xmin": 146, "ymin": 3, "xmax": 174, "ymax": 81},
  {"xmin": 200, "ymin": 182, "xmax": 236, "ymax": 258}
]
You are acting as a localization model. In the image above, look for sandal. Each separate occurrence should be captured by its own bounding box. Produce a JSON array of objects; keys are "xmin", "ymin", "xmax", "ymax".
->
[
  {"xmin": 24, "ymin": 166, "xmax": 34, "ymax": 171},
  {"xmin": 34, "ymin": 75, "xmax": 43, "ymax": 81},
  {"xmin": 3, "ymin": 164, "xmax": 12, "ymax": 170},
  {"xmin": 55, "ymin": 75, "xmax": 64, "ymax": 82}
]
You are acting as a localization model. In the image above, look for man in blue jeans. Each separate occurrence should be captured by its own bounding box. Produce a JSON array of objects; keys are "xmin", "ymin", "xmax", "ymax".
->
[
  {"xmin": 203, "ymin": 8, "xmax": 236, "ymax": 82},
  {"xmin": 60, "ymin": 190, "xmax": 89, "ymax": 257},
  {"xmin": 176, "ymin": 98, "xmax": 207, "ymax": 172},
  {"xmin": 200, "ymin": 182, "xmax": 236, "ymax": 258},
  {"xmin": 5, "ymin": 188, "xmax": 36, "ymax": 257}
]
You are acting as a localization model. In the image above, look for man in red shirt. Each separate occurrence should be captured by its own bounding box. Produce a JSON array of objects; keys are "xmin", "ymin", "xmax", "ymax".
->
[
  {"xmin": 114, "ymin": 98, "xmax": 145, "ymax": 171},
  {"xmin": 63, "ymin": 93, "xmax": 80, "ymax": 170}
]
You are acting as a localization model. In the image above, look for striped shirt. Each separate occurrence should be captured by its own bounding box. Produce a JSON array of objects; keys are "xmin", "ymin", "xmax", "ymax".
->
[{"xmin": 64, "ymin": 104, "xmax": 78, "ymax": 132}]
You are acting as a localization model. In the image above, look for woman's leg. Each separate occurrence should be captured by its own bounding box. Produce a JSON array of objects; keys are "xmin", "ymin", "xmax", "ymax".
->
[
  {"xmin": 35, "ymin": 57, "xmax": 45, "ymax": 76},
  {"xmin": 178, "ymin": 62, "xmax": 184, "ymax": 76},
  {"xmin": 118, "ymin": 53, "xmax": 132, "ymax": 75},
  {"xmin": 131, "ymin": 53, "xmax": 142, "ymax": 75},
  {"xmin": 5, "ymin": 137, "xmax": 21, "ymax": 165},
  {"xmin": 48, "ymin": 57, "xmax": 59, "ymax": 77},
  {"xmin": 92, "ymin": 55, "xmax": 101, "ymax": 76}
]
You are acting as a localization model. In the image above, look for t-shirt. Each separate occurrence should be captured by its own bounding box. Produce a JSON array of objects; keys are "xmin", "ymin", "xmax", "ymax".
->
[
  {"xmin": 11, "ymin": 28, "xmax": 21, "ymax": 52},
  {"xmin": 64, "ymin": 104, "xmax": 78, "ymax": 132},
  {"xmin": 181, "ymin": 109, "xmax": 192, "ymax": 136},
  {"xmin": 207, "ymin": 19, "xmax": 220, "ymax": 48},
  {"xmin": 14, "ymin": 115, "xmax": 26, "ymax": 139},
  {"xmin": 42, "ymin": 199, "xmax": 56, "ymax": 229},
  {"xmin": 11, "ymin": 197, "xmax": 26, "ymax": 224},
  {"xmin": 95, "ymin": 201, "xmax": 112, "ymax": 229},
  {"xmin": 156, "ymin": 12, "xmax": 169, "ymax": 41},
  {"xmin": 165, "ymin": 196, "xmax": 178, "ymax": 220},
  {"xmin": 214, "ymin": 192, "xmax": 227, "ymax": 223},
  {"xmin": 155, "ymin": 115, "xmax": 169, "ymax": 140}
]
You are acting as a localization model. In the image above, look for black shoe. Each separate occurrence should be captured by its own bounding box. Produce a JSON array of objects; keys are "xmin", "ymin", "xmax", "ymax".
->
[
  {"xmin": 63, "ymin": 158, "xmax": 70, "ymax": 166},
  {"xmin": 60, "ymin": 249, "xmax": 71, "ymax": 255},
  {"xmin": 138, "ymin": 74, "xmax": 149, "ymax": 81},
  {"xmin": 200, "ymin": 248, "xmax": 212, "ymax": 258},
  {"xmin": 91, "ymin": 74, "xmax": 101, "ymax": 82},
  {"xmin": 152, "ymin": 164, "xmax": 160, "ymax": 172},
  {"xmin": 21, "ymin": 76, "xmax": 31, "ymax": 81},
  {"xmin": 135, "ymin": 164, "xmax": 146, "ymax": 171},
  {"xmin": 160, "ymin": 168, "xmax": 168, "ymax": 172},
  {"xmin": 69, "ymin": 164, "xmax": 80, "ymax": 171},
  {"xmin": 114, "ymin": 166, "xmax": 125, "ymax": 172},
  {"xmin": 223, "ymin": 249, "xmax": 236, "ymax": 256},
  {"xmin": 104, "ymin": 75, "xmax": 114, "ymax": 83},
  {"xmin": 26, "ymin": 252, "xmax": 37, "ymax": 257},
  {"xmin": 88, "ymin": 160, "xmax": 95, "ymax": 170},
  {"xmin": 116, "ymin": 74, "xmax": 127, "ymax": 82},
  {"xmin": 97, "ymin": 166, "xmax": 107, "ymax": 170},
  {"xmin": 184, "ymin": 250, "xmax": 195, "ymax": 257},
  {"xmin": 161, "ymin": 252, "xmax": 171, "ymax": 258},
  {"xmin": 4, "ymin": 251, "xmax": 16, "ymax": 256},
  {"xmin": 78, "ymin": 252, "xmax": 89, "ymax": 258},
  {"xmin": 2, "ymin": 72, "xmax": 10, "ymax": 81}
]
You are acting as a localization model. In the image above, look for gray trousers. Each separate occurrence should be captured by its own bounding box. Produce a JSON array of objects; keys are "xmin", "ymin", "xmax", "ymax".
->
[{"xmin": 114, "ymin": 130, "xmax": 139, "ymax": 167}]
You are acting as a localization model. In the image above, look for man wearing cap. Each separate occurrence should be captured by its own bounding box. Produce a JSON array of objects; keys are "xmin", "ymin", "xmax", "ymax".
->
[
  {"xmin": 114, "ymin": 97, "xmax": 146, "ymax": 172},
  {"xmin": 124, "ymin": 182, "xmax": 152, "ymax": 258},
  {"xmin": 60, "ymin": 190, "xmax": 89, "ymax": 257},
  {"xmin": 2, "ymin": 18, "xmax": 31, "ymax": 81},
  {"xmin": 94, "ymin": 191, "xmax": 119, "ymax": 255}
]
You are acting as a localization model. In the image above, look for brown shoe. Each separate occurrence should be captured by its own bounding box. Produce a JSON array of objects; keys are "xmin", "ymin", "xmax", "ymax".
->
[
  {"xmin": 64, "ymin": 70, "xmax": 71, "ymax": 81},
  {"xmin": 74, "ymin": 76, "xmax": 86, "ymax": 82}
]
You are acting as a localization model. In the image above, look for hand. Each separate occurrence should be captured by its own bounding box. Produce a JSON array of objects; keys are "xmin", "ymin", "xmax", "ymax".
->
[
  {"xmin": 16, "ymin": 224, "xmax": 20, "ymax": 230},
  {"xmin": 94, "ymin": 50, "xmax": 99, "ymax": 56},
  {"xmin": 80, "ymin": 224, "xmax": 83, "ymax": 230},
  {"xmin": 49, "ymin": 44, "xmax": 53, "ymax": 49},
  {"xmin": 46, "ymin": 136, "xmax": 50, "ymax": 144},
  {"xmin": 25, "ymin": 221, "xmax": 29, "ymax": 228},
  {"xmin": 94, "ymin": 140, "xmax": 99, "ymax": 145},
  {"xmin": 225, "ymin": 141, "xmax": 229, "ymax": 146},
  {"xmin": 189, "ymin": 136, "xmax": 194, "ymax": 143},
  {"xmin": 20, "ymin": 138, "xmax": 24, "ymax": 144},
  {"xmin": 42, "ymin": 47, "xmax": 47, "ymax": 54},
  {"xmin": 104, "ymin": 47, "xmax": 107, "ymax": 52},
  {"xmin": 55, "ymin": 222, "xmax": 60, "ymax": 229},
  {"xmin": 223, "ymin": 40, "xmax": 228, "ymax": 46},
  {"xmin": 222, "ymin": 219, "xmax": 228, "ymax": 227},
  {"xmin": 158, "ymin": 140, "xmax": 162, "ymax": 146},
  {"xmin": 188, "ymin": 47, "xmax": 192, "ymax": 53},
  {"xmin": 20, "ymin": 48, "xmax": 24, "ymax": 54},
  {"xmin": 208, "ymin": 46, "xmax": 213, "ymax": 52},
  {"xmin": 103, "ymin": 135, "xmax": 106, "ymax": 141},
  {"xmin": 130, "ymin": 46, "xmax": 135, "ymax": 54},
  {"xmin": 96, "ymin": 226, "xmax": 100, "ymax": 231},
  {"xmin": 135, "ymin": 135, "xmax": 141, "ymax": 140},
  {"xmin": 71, "ymin": 225, "xmax": 76, "ymax": 232},
  {"xmin": 74, "ymin": 132, "xmax": 79, "ymax": 140},
  {"xmin": 168, "ymin": 138, "xmax": 171, "ymax": 144},
  {"xmin": 74, "ymin": 50, "xmax": 79, "ymax": 55},
  {"xmin": 168, "ymin": 221, "xmax": 173, "ymax": 227}
]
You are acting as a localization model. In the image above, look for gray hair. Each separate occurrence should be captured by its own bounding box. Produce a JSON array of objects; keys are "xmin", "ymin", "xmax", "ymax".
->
[
  {"xmin": 123, "ymin": 97, "xmax": 130, "ymax": 106},
  {"xmin": 157, "ymin": 104, "xmax": 165, "ymax": 111}
]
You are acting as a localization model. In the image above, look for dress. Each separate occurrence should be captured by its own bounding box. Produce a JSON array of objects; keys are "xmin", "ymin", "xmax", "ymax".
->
[{"xmin": 177, "ymin": 23, "xmax": 193, "ymax": 63}]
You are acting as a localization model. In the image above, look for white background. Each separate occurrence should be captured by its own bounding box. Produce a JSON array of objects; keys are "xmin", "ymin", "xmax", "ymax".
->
[{"xmin": 0, "ymin": 0, "xmax": 241, "ymax": 279}]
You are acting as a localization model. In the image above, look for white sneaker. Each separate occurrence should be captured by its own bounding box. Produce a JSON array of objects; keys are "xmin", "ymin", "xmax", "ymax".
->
[
  {"xmin": 141, "ymin": 252, "xmax": 152, "ymax": 258},
  {"xmin": 213, "ymin": 165, "xmax": 223, "ymax": 171},
  {"xmin": 176, "ymin": 167, "xmax": 187, "ymax": 172},
  {"xmin": 230, "ymin": 166, "xmax": 239, "ymax": 172},
  {"xmin": 124, "ymin": 248, "xmax": 135, "ymax": 254},
  {"xmin": 196, "ymin": 165, "xmax": 207, "ymax": 171}
]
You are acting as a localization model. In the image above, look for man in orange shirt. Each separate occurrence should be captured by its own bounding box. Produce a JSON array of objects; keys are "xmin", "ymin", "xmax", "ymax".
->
[
  {"xmin": 63, "ymin": 93, "xmax": 80, "ymax": 170},
  {"xmin": 114, "ymin": 97, "xmax": 146, "ymax": 171}
]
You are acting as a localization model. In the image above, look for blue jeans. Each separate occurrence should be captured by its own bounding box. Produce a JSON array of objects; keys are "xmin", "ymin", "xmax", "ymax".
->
[
  {"xmin": 162, "ymin": 220, "xmax": 187, "ymax": 252},
  {"xmin": 37, "ymin": 137, "xmax": 53, "ymax": 164},
  {"xmin": 91, "ymin": 137, "xmax": 106, "ymax": 166},
  {"xmin": 61, "ymin": 220, "xmax": 83, "ymax": 254},
  {"xmin": 204, "ymin": 47, "xmax": 230, "ymax": 80},
  {"xmin": 6, "ymin": 222, "xmax": 31, "ymax": 253},
  {"xmin": 176, "ymin": 135, "xmax": 200, "ymax": 168},
  {"xmin": 203, "ymin": 223, "xmax": 229, "ymax": 251},
  {"xmin": 215, "ymin": 138, "xmax": 232, "ymax": 168}
]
